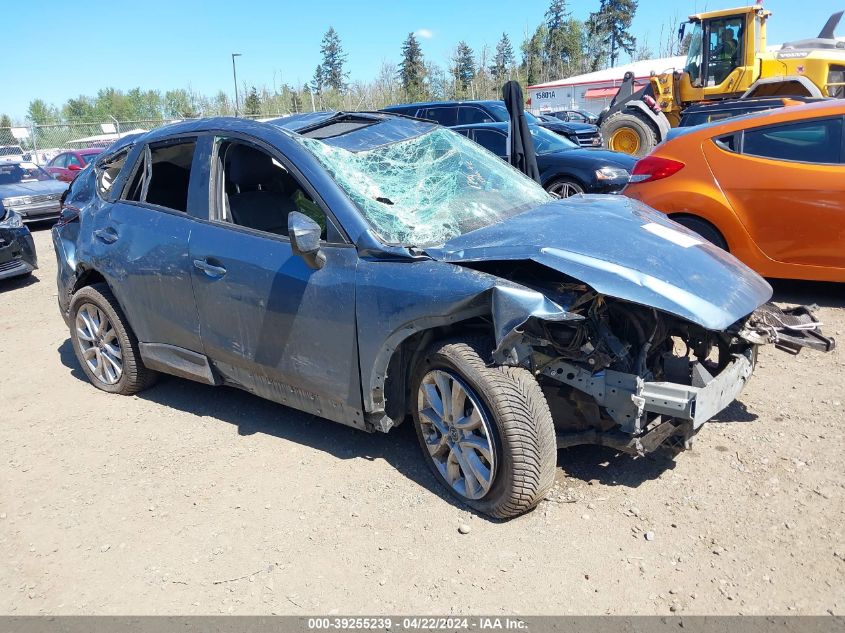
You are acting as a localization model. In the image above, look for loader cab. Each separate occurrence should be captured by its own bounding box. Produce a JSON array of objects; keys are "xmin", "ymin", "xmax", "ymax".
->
[{"xmin": 679, "ymin": 7, "xmax": 770, "ymax": 102}]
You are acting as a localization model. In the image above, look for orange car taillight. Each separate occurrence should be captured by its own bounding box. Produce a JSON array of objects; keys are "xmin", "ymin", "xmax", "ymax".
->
[{"xmin": 629, "ymin": 156, "xmax": 685, "ymax": 183}]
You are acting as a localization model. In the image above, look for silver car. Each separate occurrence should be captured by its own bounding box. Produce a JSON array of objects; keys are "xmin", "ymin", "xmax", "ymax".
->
[{"xmin": 0, "ymin": 162, "xmax": 68, "ymax": 222}]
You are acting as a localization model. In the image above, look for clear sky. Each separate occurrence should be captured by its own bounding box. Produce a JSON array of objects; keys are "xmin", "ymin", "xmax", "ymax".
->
[{"xmin": 2, "ymin": 0, "xmax": 841, "ymax": 120}]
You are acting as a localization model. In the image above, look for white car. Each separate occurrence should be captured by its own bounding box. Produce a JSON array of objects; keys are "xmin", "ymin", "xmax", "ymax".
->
[{"xmin": 0, "ymin": 145, "xmax": 30, "ymax": 163}]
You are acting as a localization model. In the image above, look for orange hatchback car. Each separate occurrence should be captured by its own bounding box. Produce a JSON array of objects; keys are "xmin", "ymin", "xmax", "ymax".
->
[{"xmin": 624, "ymin": 100, "xmax": 845, "ymax": 282}]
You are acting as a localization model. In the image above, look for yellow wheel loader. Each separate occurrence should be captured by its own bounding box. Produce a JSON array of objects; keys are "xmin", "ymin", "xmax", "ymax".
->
[{"xmin": 598, "ymin": 4, "xmax": 845, "ymax": 156}]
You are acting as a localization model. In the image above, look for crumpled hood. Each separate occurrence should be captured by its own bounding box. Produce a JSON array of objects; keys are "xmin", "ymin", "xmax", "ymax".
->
[{"xmin": 428, "ymin": 195, "xmax": 773, "ymax": 330}]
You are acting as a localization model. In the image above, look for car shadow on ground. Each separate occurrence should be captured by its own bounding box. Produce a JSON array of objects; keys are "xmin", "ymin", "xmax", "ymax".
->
[
  {"xmin": 712, "ymin": 399, "xmax": 758, "ymax": 423},
  {"xmin": 57, "ymin": 338, "xmax": 466, "ymax": 514},
  {"xmin": 769, "ymin": 279, "xmax": 844, "ymax": 309},
  {"xmin": 0, "ymin": 272, "xmax": 40, "ymax": 293},
  {"xmin": 54, "ymin": 333, "xmax": 763, "ymax": 514},
  {"xmin": 558, "ymin": 443, "xmax": 678, "ymax": 488}
]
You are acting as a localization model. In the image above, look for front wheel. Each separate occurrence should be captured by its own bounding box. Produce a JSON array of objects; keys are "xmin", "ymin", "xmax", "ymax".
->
[
  {"xmin": 411, "ymin": 338, "xmax": 557, "ymax": 519},
  {"xmin": 546, "ymin": 178, "xmax": 584, "ymax": 198}
]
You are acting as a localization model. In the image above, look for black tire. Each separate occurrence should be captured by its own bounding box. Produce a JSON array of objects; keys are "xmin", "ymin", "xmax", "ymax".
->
[
  {"xmin": 69, "ymin": 282, "xmax": 158, "ymax": 395},
  {"xmin": 546, "ymin": 178, "xmax": 585, "ymax": 198},
  {"xmin": 602, "ymin": 111, "xmax": 659, "ymax": 157},
  {"xmin": 411, "ymin": 337, "xmax": 557, "ymax": 519},
  {"xmin": 671, "ymin": 216, "xmax": 729, "ymax": 251}
]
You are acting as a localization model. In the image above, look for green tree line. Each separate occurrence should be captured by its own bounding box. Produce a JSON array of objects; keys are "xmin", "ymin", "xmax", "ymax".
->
[{"xmin": 4, "ymin": 0, "xmax": 654, "ymax": 126}]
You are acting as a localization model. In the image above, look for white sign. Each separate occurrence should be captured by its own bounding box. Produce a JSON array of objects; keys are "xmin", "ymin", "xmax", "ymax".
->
[{"xmin": 10, "ymin": 127, "xmax": 30, "ymax": 140}]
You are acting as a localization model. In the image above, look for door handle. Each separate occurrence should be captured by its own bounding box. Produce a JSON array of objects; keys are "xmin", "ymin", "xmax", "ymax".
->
[
  {"xmin": 193, "ymin": 258, "xmax": 227, "ymax": 278},
  {"xmin": 93, "ymin": 227, "xmax": 118, "ymax": 244}
]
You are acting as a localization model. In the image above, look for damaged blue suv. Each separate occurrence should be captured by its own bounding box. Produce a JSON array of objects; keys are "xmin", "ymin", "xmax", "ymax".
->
[{"xmin": 52, "ymin": 112, "xmax": 832, "ymax": 518}]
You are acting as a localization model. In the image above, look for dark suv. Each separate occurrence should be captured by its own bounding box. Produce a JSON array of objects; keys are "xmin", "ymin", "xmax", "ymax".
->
[
  {"xmin": 382, "ymin": 100, "xmax": 602, "ymax": 147},
  {"xmin": 678, "ymin": 96, "xmax": 826, "ymax": 128}
]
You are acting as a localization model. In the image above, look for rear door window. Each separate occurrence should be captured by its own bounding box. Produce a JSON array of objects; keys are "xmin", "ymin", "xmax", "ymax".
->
[
  {"xmin": 124, "ymin": 140, "xmax": 197, "ymax": 212},
  {"xmin": 742, "ymin": 118, "xmax": 843, "ymax": 164},
  {"xmin": 419, "ymin": 107, "xmax": 458, "ymax": 126},
  {"xmin": 457, "ymin": 106, "xmax": 494, "ymax": 125},
  {"xmin": 95, "ymin": 150, "xmax": 129, "ymax": 199}
]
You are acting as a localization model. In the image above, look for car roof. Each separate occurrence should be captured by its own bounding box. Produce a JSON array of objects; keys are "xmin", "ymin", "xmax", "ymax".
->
[
  {"xmin": 115, "ymin": 113, "xmax": 438, "ymax": 154},
  {"xmin": 682, "ymin": 96, "xmax": 826, "ymax": 115},
  {"xmin": 452, "ymin": 122, "xmax": 509, "ymax": 132},
  {"xmin": 383, "ymin": 100, "xmax": 501, "ymax": 110},
  {"xmin": 669, "ymin": 99, "xmax": 845, "ymax": 139}
]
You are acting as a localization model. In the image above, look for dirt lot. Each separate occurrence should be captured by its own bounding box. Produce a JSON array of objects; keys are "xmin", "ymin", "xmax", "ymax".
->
[{"xmin": 2, "ymin": 225, "xmax": 844, "ymax": 615}]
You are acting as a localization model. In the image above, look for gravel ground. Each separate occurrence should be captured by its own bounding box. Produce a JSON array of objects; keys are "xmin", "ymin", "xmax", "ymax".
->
[{"xmin": 1, "ymin": 225, "xmax": 844, "ymax": 615}]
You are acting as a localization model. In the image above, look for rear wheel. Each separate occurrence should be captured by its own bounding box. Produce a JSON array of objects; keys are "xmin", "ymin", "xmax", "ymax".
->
[
  {"xmin": 69, "ymin": 283, "xmax": 158, "ymax": 395},
  {"xmin": 546, "ymin": 178, "xmax": 585, "ymax": 198},
  {"xmin": 411, "ymin": 338, "xmax": 557, "ymax": 519},
  {"xmin": 603, "ymin": 111, "xmax": 659, "ymax": 157},
  {"xmin": 671, "ymin": 216, "xmax": 729, "ymax": 251}
]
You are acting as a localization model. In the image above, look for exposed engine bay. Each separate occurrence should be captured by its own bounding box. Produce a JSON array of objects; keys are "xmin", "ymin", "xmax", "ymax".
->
[{"xmin": 469, "ymin": 261, "xmax": 835, "ymax": 456}]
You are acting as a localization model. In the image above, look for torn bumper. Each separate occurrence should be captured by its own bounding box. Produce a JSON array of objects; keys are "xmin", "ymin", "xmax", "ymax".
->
[
  {"xmin": 637, "ymin": 351, "xmax": 754, "ymax": 429},
  {"xmin": 542, "ymin": 348, "xmax": 756, "ymax": 449}
]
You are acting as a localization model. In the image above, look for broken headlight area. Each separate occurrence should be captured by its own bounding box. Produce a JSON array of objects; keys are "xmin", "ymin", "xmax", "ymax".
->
[
  {"xmin": 491, "ymin": 277, "xmax": 833, "ymax": 457},
  {"xmin": 737, "ymin": 302, "xmax": 835, "ymax": 354}
]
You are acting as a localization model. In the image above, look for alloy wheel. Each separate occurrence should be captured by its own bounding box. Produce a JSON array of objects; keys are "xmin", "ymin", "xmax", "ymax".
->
[
  {"xmin": 417, "ymin": 369, "xmax": 496, "ymax": 500},
  {"xmin": 548, "ymin": 181, "xmax": 583, "ymax": 197},
  {"xmin": 75, "ymin": 303, "xmax": 123, "ymax": 385}
]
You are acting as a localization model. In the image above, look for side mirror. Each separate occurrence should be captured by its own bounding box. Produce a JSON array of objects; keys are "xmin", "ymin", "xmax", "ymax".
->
[
  {"xmin": 288, "ymin": 211, "xmax": 326, "ymax": 270},
  {"xmin": 68, "ymin": 164, "xmax": 82, "ymax": 171}
]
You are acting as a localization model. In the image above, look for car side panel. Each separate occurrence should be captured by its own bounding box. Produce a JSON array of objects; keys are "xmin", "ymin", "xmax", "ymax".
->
[
  {"xmin": 702, "ymin": 142, "xmax": 845, "ymax": 271},
  {"xmin": 354, "ymin": 258, "xmax": 513, "ymax": 420},
  {"xmin": 84, "ymin": 201, "xmax": 203, "ymax": 351},
  {"xmin": 189, "ymin": 224, "xmax": 364, "ymax": 426},
  {"xmin": 623, "ymin": 136, "xmax": 771, "ymax": 268}
]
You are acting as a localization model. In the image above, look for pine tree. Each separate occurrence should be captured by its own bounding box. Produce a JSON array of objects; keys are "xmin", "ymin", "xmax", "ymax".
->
[
  {"xmin": 544, "ymin": 0, "xmax": 585, "ymax": 79},
  {"xmin": 398, "ymin": 32, "xmax": 427, "ymax": 101},
  {"xmin": 452, "ymin": 41, "xmax": 476, "ymax": 94},
  {"xmin": 589, "ymin": 0, "xmax": 638, "ymax": 67},
  {"xmin": 545, "ymin": 0, "xmax": 569, "ymax": 32},
  {"xmin": 244, "ymin": 86, "xmax": 261, "ymax": 115},
  {"xmin": 319, "ymin": 27, "xmax": 348, "ymax": 92},
  {"xmin": 544, "ymin": 0, "xmax": 568, "ymax": 77},
  {"xmin": 490, "ymin": 33, "xmax": 515, "ymax": 82},
  {"xmin": 290, "ymin": 88, "xmax": 303, "ymax": 113},
  {"xmin": 521, "ymin": 24, "xmax": 547, "ymax": 85},
  {"xmin": 311, "ymin": 65, "xmax": 324, "ymax": 95},
  {"xmin": 0, "ymin": 114, "xmax": 11, "ymax": 128}
]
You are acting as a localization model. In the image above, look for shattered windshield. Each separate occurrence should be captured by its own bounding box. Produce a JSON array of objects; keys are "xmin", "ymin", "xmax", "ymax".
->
[{"xmin": 299, "ymin": 128, "xmax": 552, "ymax": 247}]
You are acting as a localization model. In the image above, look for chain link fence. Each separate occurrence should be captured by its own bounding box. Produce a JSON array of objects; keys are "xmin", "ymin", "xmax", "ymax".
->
[{"xmin": 0, "ymin": 115, "xmax": 288, "ymax": 165}]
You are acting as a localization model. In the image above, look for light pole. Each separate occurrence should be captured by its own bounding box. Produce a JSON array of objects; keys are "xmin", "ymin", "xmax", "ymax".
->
[{"xmin": 231, "ymin": 53, "xmax": 242, "ymax": 116}]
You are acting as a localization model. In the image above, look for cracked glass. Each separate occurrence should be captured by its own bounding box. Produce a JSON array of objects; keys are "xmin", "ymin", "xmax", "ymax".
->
[{"xmin": 299, "ymin": 128, "xmax": 551, "ymax": 247}]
